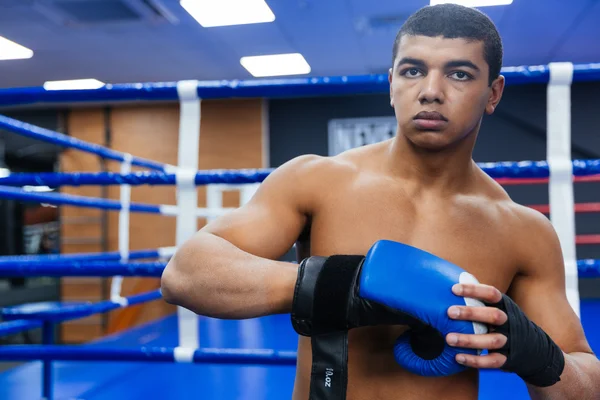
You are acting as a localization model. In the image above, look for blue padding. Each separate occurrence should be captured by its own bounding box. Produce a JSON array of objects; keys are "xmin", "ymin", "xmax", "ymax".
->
[
  {"xmin": 0, "ymin": 248, "xmax": 163, "ymax": 265},
  {"xmin": 0, "ymin": 319, "xmax": 43, "ymax": 337},
  {"xmin": 0, "ymin": 115, "xmax": 167, "ymax": 171},
  {"xmin": 1, "ymin": 290, "xmax": 162, "ymax": 322},
  {"xmin": 0, "ymin": 261, "xmax": 166, "ymax": 277},
  {"xmin": 1, "ymin": 302, "xmax": 600, "ymax": 399},
  {"xmin": 0, "ymin": 186, "xmax": 161, "ymax": 213},
  {"xmin": 0, "ymin": 63, "xmax": 599, "ymax": 107},
  {"xmin": 0, "ymin": 313, "xmax": 298, "ymax": 400}
]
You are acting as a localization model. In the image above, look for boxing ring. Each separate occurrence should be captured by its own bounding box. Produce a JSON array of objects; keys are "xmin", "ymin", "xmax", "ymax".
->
[{"xmin": 0, "ymin": 62, "xmax": 599, "ymax": 400}]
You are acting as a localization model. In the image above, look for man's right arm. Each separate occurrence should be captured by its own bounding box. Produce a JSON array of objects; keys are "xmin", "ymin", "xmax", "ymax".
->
[{"xmin": 160, "ymin": 155, "xmax": 325, "ymax": 320}]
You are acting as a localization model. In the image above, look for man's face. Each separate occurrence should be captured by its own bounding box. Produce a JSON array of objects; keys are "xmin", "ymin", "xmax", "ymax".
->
[{"xmin": 389, "ymin": 35, "xmax": 502, "ymax": 151}]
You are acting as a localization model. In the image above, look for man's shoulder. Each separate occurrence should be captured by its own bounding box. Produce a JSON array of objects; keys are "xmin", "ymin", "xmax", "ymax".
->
[
  {"xmin": 483, "ymin": 194, "xmax": 554, "ymax": 236},
  {"xmin": 501, "ymin": 200, "xmax": 554, "ymax": 232},
  {"xmin": 469, "ymin": 175, "xmax": 556, "ymax": 241},
  {"xmin": 473, "ymin": 169, "xmax": 553, "ymax": 231},
  {"xmin": 277, "ymin": 145, "xmax": 378, "ymax": 182},
  {"xmin": 491, "ymin": 198, "xmax": 561, "ymax": 264}
]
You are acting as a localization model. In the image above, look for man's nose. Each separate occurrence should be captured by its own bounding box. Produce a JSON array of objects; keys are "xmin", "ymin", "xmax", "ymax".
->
[{"xmin": 418, "ymin": 73, "xmax": 445, "ymax": 104}]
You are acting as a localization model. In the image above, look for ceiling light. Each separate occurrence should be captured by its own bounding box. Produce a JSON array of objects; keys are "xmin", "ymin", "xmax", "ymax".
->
[
  {"xmin": 43, "ymin": 79, "xmax": 105, "ymax": 91},
  {"xmin": 181, "ymin": 0, "xmax": 275, "ymax": 28},
  {"xmin": 240, "ymin": 53, "xmax": 311, "ymax": 78},
  {"xmin": 430, "ymin": 0, "xmax": 513, "ymax": 6},
  {"xmin": 0, "ymin": 36, "xmax": 33, "ymax": 61}
]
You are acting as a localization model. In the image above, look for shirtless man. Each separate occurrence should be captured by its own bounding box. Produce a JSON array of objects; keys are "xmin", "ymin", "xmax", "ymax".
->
[{"xmin": 161, "ymin": 4, "xmax": 600, "ymax": 400}]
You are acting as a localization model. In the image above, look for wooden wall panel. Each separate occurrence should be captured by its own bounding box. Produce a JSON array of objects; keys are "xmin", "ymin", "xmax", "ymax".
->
[
  {"xmin": 197, "ymin": 99, "xmax": 265, "ymax": 211},
  {"xmin": 60, "ymin": 98, "xmax": 266, "ymax": 341},
  {"xmin": 60, "ymin": 109, "xmax": 106, "ymax": 343},
  {"xmin": 106, "ymin": 104, "xmax": 180, "ymax": 329}
]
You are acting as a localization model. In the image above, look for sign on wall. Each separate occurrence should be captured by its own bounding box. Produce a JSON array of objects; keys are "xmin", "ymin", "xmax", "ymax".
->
[{"xmin": 327, "ymin": 116, "xmax": 397, "ymax": 156}]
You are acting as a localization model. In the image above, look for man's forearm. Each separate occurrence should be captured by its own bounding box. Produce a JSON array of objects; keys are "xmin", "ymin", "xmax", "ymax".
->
[
  {"xmin": 529, "ymin": 352, "xmax": 600, "ymax": 400},
  {"xmin": 161, "ymin": 232, "xmax": 298, "ymax": 319}
]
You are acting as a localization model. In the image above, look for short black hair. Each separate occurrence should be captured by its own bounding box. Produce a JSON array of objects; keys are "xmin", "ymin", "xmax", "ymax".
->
[{"xmin": 392, "ymin": 4, "xmax": 503, "ymax": 86}]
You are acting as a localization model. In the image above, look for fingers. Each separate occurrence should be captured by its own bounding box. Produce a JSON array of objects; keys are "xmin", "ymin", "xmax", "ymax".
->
[
  {"xmin": 448, "ymin": 304, "xmax": 507, "ymax": 326},
  {"xmin": 455, "ymin": 352, "xmax": 507, "ymax": 369},
  {"xmin": 446, "ymin": 332, "xmax": 507, "ymax": 350},
  {"xmin": 452, "ymin": 283, "xmax": 503, "ymax": 304}
]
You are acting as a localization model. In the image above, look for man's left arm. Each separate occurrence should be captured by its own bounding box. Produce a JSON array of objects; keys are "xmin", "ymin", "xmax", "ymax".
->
[{"xmin": 446, "ymin": 208, "xmax": 600, "ymax": 399}]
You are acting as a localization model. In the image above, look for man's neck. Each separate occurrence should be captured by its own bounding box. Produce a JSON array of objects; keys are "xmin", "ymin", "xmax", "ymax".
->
[{"xmin": 385, "ymin": 132, "xmax": 478, "ymax": 195}]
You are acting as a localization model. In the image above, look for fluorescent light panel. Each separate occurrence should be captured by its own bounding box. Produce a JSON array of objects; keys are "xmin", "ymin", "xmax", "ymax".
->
[
  {"xmin": 430, "ymin": 0, "xmax": 513, "ymax": 6},
  {"xmin": 43, "ymin": 79, "xmax": 105, "ymax": 90},
  {"xmin": 0, "ymin": 36, "xmax": 33, "ymax": 61},
  {"xmin": 241, "ymin": 53, "xmax": 311, "ymax": 78},
  {"xmin": 180, "ymin": 0, "xmax": 275, "ymax": 27}
]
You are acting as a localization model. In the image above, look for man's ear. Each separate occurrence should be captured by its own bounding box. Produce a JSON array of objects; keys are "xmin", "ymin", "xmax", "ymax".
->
[
  {"xmin": 486, "ymin": 75, "xmax": 505, "ymax": 115},
  {"xmin": 388, "ymin": 68, "xmax": 394, "ymax": 107}
]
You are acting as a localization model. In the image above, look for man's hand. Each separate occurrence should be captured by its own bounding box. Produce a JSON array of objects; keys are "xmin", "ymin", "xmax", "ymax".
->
[
  {"xmin": 446, "ymin": 282, "xmax": 566, "ymax": 388},
  {"xmin": 446, "ymin": 282, "xmax": 508, "ymax": 368}
]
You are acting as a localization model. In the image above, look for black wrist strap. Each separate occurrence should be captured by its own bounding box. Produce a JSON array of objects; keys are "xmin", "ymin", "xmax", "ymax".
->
[
  {"xmin": 292, "ymin": 255, "xmax": 364, "ymax": 336},
  {"xmin": 291, "ymin": 255, "xmax": 364, "ymax": 400},
  {"xmin": 309, "ymin": 332, "xmax": 349, "ymax": 400},
  {"xmin": 487, "ymin": 294, "xmax": 565, "ymax": 387}
]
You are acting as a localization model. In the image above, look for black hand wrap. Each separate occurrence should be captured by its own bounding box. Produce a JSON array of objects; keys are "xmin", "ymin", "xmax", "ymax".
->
[
  {"xmin": 291, "ymin": 255, "xmax": 417, "ymax": 400},
  {"xmin": 486, "ymin": 294, "xmax": 565, "ymax": 387}
]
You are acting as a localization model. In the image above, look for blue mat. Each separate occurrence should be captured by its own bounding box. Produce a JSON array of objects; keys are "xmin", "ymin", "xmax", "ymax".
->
[{"xmin": 1, "ymin": 300, "xmax": 599, "ymax": 400}]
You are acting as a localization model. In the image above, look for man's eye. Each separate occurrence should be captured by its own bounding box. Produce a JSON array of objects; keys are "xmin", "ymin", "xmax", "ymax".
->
[
  {"xmin": 403, "ymin": 68, "xmax": 422, "ymax": 78},
  {"xmin": 451, "ymin": 71, "xmax": 471, "ymax": 81}
]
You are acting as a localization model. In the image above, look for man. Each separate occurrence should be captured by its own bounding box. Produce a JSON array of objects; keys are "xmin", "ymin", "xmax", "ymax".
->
[{"xmin": 161, "ymin": 4, "xmax": 600, "ymax": 400}]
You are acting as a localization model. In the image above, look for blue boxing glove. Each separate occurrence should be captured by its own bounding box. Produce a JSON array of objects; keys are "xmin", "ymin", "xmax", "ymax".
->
[
  {"xmin": 291, "ymin": 239, "xmax": 486, "ymax": 400},
  {"xmin": 359, "ymin": 240, "xmax": 488, "ymax": 377}
]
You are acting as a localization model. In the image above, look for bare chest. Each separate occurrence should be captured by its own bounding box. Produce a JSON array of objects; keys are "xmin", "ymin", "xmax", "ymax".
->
[{"xmin": 308, "ymin": 187, "xmax": 516, "ymax": 293}]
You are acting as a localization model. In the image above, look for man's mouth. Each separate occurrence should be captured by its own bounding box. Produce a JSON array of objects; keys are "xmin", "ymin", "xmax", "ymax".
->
[
  {"xmin": 413, "ymin": 111, "xmax": 449, "ymax": 130},
  {"xmin": 413, "ymin": 111, "xmax": 448, "ymax": 121}
]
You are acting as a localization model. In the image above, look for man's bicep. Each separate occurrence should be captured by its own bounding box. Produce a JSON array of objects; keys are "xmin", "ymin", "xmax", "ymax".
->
[
  {"xmin": 508, "ymin": 210, "xmax": 593, "ymax": 354},
  {"xmin": 201, "ymin": 156, "xmax": 319, "ymax": 260}
]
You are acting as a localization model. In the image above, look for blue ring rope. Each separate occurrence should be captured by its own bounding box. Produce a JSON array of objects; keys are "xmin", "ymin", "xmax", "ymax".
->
[
  {"xmin": 0, "ymin": 345, "xmax": 298, "ymax": 365},
  {"xmin": 0, "ymin": 248, "xmax": 165, "ymax": 264},
  {"xmin": 1, "ymin": 290, "xmax": 162, "ymax": 323},
  {"xmin": 1, "ymin": 160, "xmax": 600, "ymax": 188},
  {"xmin": 0, "ymin": 186, "xmax": 161, "ymax": 213},
  {"xmin": 0, "ymin": 63, "xmax": 599, "ymax": 108},
  {"xmin": 0, "ymin": 320, "xmax": 44, "ymax": 337},
  {"xmin": 0, "ymin": 115, "xmax": 168, "ymax": 171},
  {"xmin": 0, "ymin": 259, "xmax": 597, "ymax": 279},
  {"xmin": 0, "ymin": 261, "xmax": 166, "ymax": 277}
]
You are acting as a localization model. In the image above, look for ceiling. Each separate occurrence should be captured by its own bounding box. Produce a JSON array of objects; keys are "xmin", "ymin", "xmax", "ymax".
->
[{"xmin": 0, "ymin": 0, "xmax": 599, "ymax": 89}]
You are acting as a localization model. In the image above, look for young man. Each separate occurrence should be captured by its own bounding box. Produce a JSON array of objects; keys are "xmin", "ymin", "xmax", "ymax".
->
[{"xmin": 161, "ymin": 4, "xmax": 600, "ymax": 400}]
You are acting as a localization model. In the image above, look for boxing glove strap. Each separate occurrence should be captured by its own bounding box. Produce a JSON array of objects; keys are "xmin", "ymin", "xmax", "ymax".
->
[
  {"xmin": 291, "ymin": 255, "xmax": 365, "ymax": 400},
  {"xmin": 291, "ymin": 255, "xmax": 365, "ymax": 336},
  {"xmin": 309, "ymin": 332, "xmax": 349, "ymax": 400}
]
